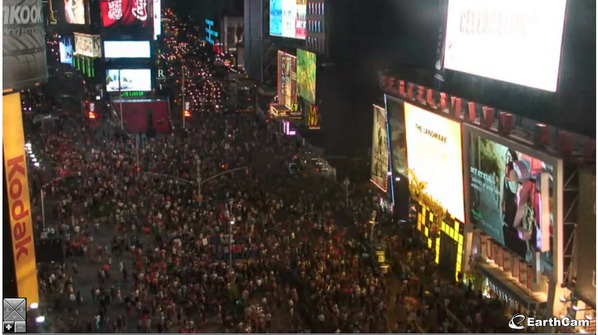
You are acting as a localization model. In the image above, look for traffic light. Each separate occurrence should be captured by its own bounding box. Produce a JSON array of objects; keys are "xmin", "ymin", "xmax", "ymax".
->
[{"xmin": 183, "ymin": 110, "xmax": 192, "ymax": 118}]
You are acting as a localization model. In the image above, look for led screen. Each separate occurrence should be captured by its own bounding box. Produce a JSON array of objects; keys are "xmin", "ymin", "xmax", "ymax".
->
[
  {"xmin": 153, "ymin": 0, "xmax": 161, "ymax": 39},
  {"xmin": 277, "ymin": 51, "xmax": 297, "ymax": 108},
  {"xmin": 65, "ymin": 0, "xmax": 86, "ymax": 24},
  {"xmin": 100, "ymin": 0, "xmax": 149, "ymax": 27},
  {"xmin": 106, "ymin": 69, "xmax": 152, "ymax": 92},
  {"xmin": 59, "ymin": 36, "xmax": 74, "ymax": 64},
  {"xmin": 270, "ymin": 0, "xmax": 306, "ymax": 39},
  {"xmin": 297, "ymin": 49, "xmax": 316, "ymax": 103},
  {"xmin": 443, "ymin": 0, "xmax": 566, "ymax": 92},
  {"xmin": 467, "ymin": 128, "xmax": 554, "ymax": 265},
  {"xmin": 404, "ymin": 102, "xmax": 465, "ymax": 222},
  {"xmin": 385, "ymin": 95, "xmax": 407, "ymax": 177},
  {"xmin": 371, "ymin": 105, "xmax": 389, "ymax": 192},
  {"xmin": 104, "ymin": 41, "xmax": 151, "ymax": 58}
]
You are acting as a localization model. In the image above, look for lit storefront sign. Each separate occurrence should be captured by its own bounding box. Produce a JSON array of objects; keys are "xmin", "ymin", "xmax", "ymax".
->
[{"xmin": 205, "ymin": 19, "xmax": 219, "ymax": 45}]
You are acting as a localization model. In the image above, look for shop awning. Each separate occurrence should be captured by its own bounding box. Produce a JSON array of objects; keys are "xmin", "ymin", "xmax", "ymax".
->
[{"xmin": 478, "ymin": 262, "xmax": 547, "ymax": 311}]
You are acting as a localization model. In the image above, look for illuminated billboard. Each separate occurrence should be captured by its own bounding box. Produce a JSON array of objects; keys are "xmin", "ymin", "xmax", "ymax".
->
[
  {"xmin": 465, "ymin": 125, "xmax": 556, "ymax": 265},
  {"xmin": 306, "ymin": 103, "xmax": 321, "ymax": 129},
  {"xmin": 297, "ymin": 49, "xmax": 316, "ymax": 103},
  {"xmin": 385, "ymin": 95, "xmax": 407, "ymax": 177},
  {"xmin": 59, "ymin": 36, "xmax": 74, "ymax": 64},
  {"xmin": 404, "ymin": 102, "xmax": 465, "ymax": 222},
  {"xmin": 444, "ymin": 0, "xmax": 567, "ymax": 92},
  {"xmin": 104, "ymin": 41, "xmax": 151, "ymax": 58},
  {"xmin": 277, "ymin": 51, "xmax": 297, "ymax": 109},
  {"xmin": 153, "ymin": 0, "xmax": 161, "ymax": 39},
  {"xmin": 3, "ymin": 93, "xmax": 40, "ymax": 308},
  {"xmin": 74, "ymin": 33, "xmax": 102, "ymax": 58},
  {"xmin": 100, "ymin": 0, "xmax": 149, "ymax": 27},
  {"xmin": 64, "ymin": 0, "xmax": 86, "ymax": 24},
  {"xmin": 270, "ymin": 0, "xmax": 307, "ymax": 39},
  {"xmin": 371, "ymin": 105, "xmax": 389, "ymax": 192},
  {"xmin": 106, "ymin": 69, "xmax": 152, "ymax": 92}
]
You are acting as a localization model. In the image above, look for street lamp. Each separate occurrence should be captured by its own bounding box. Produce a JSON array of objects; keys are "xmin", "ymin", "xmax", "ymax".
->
[{"xmin": 229, "ymin": 219, "xmax": 235, "ymax": 270}]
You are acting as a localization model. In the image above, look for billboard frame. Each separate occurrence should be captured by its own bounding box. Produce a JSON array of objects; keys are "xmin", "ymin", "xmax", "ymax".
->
[{"xmin": 462, "ymin": 123, "xmax": 564, "ymax": 287}]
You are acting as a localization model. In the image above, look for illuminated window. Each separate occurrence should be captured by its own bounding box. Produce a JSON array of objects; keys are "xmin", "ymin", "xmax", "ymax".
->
[
  {"xmin": 424, "ymin": 227, "xmax": 429, "ymax": 237},
  {"xmin": 428, "ymin": 238, "xmax": 432, "ymax": 249}
]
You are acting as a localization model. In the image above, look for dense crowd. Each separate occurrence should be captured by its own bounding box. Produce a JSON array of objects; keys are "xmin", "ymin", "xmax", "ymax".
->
[{"xmin": 22, "ymin": 9, "xmax": 514, "ymax": 334}]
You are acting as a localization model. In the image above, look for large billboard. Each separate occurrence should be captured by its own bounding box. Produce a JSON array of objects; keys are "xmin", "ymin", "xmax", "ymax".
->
[
  {"xmin": 385, "ymin": 95, "xmax": 408, "ymax": 177},
  {"xmin": 74, "ymin": 33, "xmax": 102, "ymax": 58},
  {"xmin": 100, "ymin": 0, "xmax": 149, "ymax": 27},
  {"xmin": 103, "ymin": 41, "xmax": 151, "ymax": 58},
  {"xmin": 575, "ymin": 168, "xmax": 596, "ymax": 307},
  {"xmin": 297, "ymin": 49, "xmax": 316, "ymax": 104},
  {"xmin": 106, "ymin": 69, "xmax": 152, "ymax": 92},
  {"xmin": 444, "ymin": 0, "xmax": 567, "ymax": 92},
  {"xmin": 59, "ymin": 35, "xmax": 74, "ymax": 64},
  {"xmin": 269, "ymin": 0, "xmax": 306, "ymax": 39},
  {"xmin": 371, "ymin": 105, "xmax": 389, "ymax": 192},
  {"xmin": 277, "ymin": 51, "xmax": 297, "ymax": 109},
  {"xmin": 3, "ymin": 93, "xmax": 40, "ymax": 307},
  {"xmin": 64, "ymin": 0, "xmax": 86, "ymax": 24},
  {"xmin": 114, "ymin": 99, "xmax": 170, "ymax": 133},
  {"xmin": 152, "ymin": 0, "xmax": 161, "ymax": 39},
  {"xmin": 3, "ymin": 0, "xmax": 48, "ymax": 91},
  {"xmin": 404, "ymin": 102, "xmax": 465, "ymax": 222},
  {"xmin": 465, "ymin": 125, "xmax": 556, "ymax": 265}
]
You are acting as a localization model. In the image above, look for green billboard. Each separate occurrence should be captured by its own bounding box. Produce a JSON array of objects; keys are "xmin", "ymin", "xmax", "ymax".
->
[{"xmin": 297, "ymin": 49, "xmax": 316, "ymax": 104}]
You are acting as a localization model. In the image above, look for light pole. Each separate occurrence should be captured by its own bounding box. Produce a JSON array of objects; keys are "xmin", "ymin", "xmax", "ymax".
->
[
  {"xmin": 118, "ymin": 73, "xmax": 124, "ymax": 130},
  {"xmin": 343, "ymin": 178, "xmax": 350, "ymax": 207},
  {"xmin": 196, "ymin": 156, "xmax": 202, "ymax": 201},
  {"xmin": 229, "ymin": 218, "xmax": 235, "ymax": 270},
  {"xmin": 369, "ymin": 210, "xmax": 377, "ymax": 243},
  {"xmin": 181, "ymin": 65, "xmax": 186, "ymax": 129},
  {"xmin": 40, "ymin": 189, "xmax": 46, "ymax": 232}
]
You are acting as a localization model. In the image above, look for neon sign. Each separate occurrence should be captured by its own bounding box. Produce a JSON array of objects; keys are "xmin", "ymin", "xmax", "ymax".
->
[{"xmin": 205, "ymin": 19, "xmax": 219, "ymax": 45}]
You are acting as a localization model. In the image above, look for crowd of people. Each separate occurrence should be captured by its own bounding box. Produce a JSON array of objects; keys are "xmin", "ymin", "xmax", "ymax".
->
[{"xmin": 21, "ymin": 9, "xmax": 514, "ymax": 334}]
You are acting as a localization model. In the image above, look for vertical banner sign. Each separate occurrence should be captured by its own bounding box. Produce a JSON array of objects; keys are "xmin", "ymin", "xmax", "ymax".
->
[
  {"xmin": 152, "ymin": 0, "xmax": 161, "ymax": 39},
  {"xmin": 2, "ymin": 93, "xmax": 40, "ymax": 307},
  {"xmin": 3, "ymin": 0, "xmax": 48, "ymax": 90}
]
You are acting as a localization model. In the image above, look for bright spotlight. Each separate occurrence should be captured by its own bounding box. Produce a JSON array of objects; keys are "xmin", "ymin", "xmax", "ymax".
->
[
  {"xmin": 29, "ymin": 302, "xmax": 39, "ymax": 310},
  {"xmin": 35, "ymin": 316, "xmax": 45, "ymax": 324}
]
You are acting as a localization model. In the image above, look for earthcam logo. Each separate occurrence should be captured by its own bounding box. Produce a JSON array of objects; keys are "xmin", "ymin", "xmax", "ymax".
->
[{"xmin": 508, "ymin": 313, "xmax": 590, "ymax": 330}]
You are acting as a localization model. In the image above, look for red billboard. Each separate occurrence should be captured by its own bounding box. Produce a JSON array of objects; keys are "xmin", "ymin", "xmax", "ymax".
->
[
  {"xmin": 100, "ymin": 0, "xmax": 149, "ymax": 27},
  {"xmin": 116, "ymin": 100, "xmax": 169, "ymax": 134}
]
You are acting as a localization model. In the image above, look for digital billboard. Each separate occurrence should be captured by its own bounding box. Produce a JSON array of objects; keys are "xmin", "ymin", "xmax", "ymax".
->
[
  {"xmin": 371, "ymin": 105, "xmax": 389, "ymax": 192},
  {"xmin": 153, "ymin": 0, "xmax": 161, "ymax": 39},
  {"xmin": 443, "ymin": 0, "xmax": 567, "ymax": 92},
  {"xmin": 64, "ymin": 0, "xmax": 86, "ymax": 24},
  {"xmin": 113, "ymin": 99, "xmax": 170, "ymax": 133},
  {"xmin": 297, "ymin": 49, "xmax": 316, "ymax": 103},
  {"xmin": 466, "ymin": 125, "xmax": 556, "ymax": 265},
  {"xmin": 106, "ymin": 69, "xmax": 152, "ymax": 92},
  {"xmin": 59, "ymin": 36, "xmax": 74, "ymax": 64},
  {"xmin": 306, "ymin": 103, "xmax": 321, "ymax": 130},
  {"xmin": 104, "ymin": 41, "xmax": 151, "ymax": 58},
  {"xmin": 404, "ymin": 102, "xmax": 465, "ymax": 222},
  {"xmin": 74, "ymin": 33, "xmax": 102, "ymax": 58},
  {"xmin": 277, "ymin": 51, "xmax": 297, "ymax": 109},
  {"xmin": 385, "ymin": 95, "xmax": 408, "ymax": 177},
  {"xmin": 100, "ymin": 0, "xmax": 149, "ymax": 27},
  {"xmin": 3, "ymin": 93, "xmax": 40, "ymax": 308},
  {"xmin": 3, "ymin": 0, "xmax": 48, "ymax": 90},
  {"xmin": 269, "ymin": 0, "xmax": 307, "ymax": 39}
]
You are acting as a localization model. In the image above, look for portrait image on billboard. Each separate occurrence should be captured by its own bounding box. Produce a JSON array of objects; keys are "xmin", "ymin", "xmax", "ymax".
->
[
  {"xmin": 443, "ymin": 0, "xmax": 567, "ymax": 92},
  {"xmin": 404, "ymin": 102, "xmax": 465, "ymax": 222},
  {"xmin": 385, "ymin": 95, "xmax": 408, "ymax": 177},
  {"xmin": 269, "ymin": 0, "xmax": 306, "ymax": 39},
  {"xmin": 277, "ymin": 51, "xmax": 297, "ymax": 108},
  {"xmin": 64, "ymin": 0, "xmax": 86, "ymax": 24},
  {"xmin": 104, "ymin": 41, "xmax": 151, "ymax": 58},
  {"xmin": 100, "ymin": 0, "xmax": 149, "ymax": 27},
  {"xmin": 371, "ymin": 105, "xmax": 389, "ymax": 192},
  {"xmin": 466, "ymin": 126, "xmax": 556, "ymax": 265},
  {"xmin": 59, "ymin": 36, "xmax": 74, "ymax": 64},
  {"xmin": 106, "ymin": 69, "xmax": 152, "ymax": 92},
  {"xmin": 297, "ymin": 49, "xmax": 316, "ymax": 103}
]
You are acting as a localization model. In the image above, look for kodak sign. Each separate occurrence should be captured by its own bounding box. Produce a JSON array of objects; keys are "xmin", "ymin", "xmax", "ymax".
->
[{"xmin": 3, "ymin": 93, "xmax": 39, "ymax": 307}]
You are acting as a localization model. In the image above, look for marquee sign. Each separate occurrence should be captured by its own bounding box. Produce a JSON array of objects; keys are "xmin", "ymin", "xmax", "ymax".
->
[{"xmin": 74, "ymin": 33, "xmax": 101, "ymax": 58}]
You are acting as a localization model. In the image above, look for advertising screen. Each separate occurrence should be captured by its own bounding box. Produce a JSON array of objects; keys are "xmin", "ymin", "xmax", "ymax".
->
[
  {"xmin": 100, "ymin": 0, "xmax": 149, "ymax": 27},
  {"xmin": 371, "ymin": 105, "xmax": 389, "ymax": 192},
  {"xmin": 3, "ymin": 93, "xmax": 40, "ymax": 307},
  {"xmin": 297, "ymin": 49, "xmax": 316, "ymax": 103},
  {"xmin": 269, "ymin": 0, "xmax": 306, "ymax": 39},
  {"xmin": 467, "ymin": 127, "xmax": 555, "ymax": 264},
  {"xmin": 106, "ymin": 69, "xmax": 152, "ymax": 92},
  {"xmin": 404, "ymin": 102, "xmax": 465, "ymax": 222},
  {"xmin": 74, "ymin": 33, "xmax": 102, "ymax": 58},
  {"xmin": 153, "ymin": 0, "xmax": 161, "ymax": 39},
  {"xmin": 306, "ymin": 103, "xmax": 321, "ymax": 129},
  {"xmin": 277, "ymin": 51, "xmax": 297, "ymax": 109},
  {"xmin": 3, "ymin": 0, "xmax": 48, "ymax": 90},
  {"xmin": 104, "ymin": 41, "xmax": 151, "ymax": 58},
  {"xmin": 64, "ymin": 0, "xmax": 86, "ymax": 24},
  {"xmin": 114, "ymin": 99, "xmax": 169, "ymax": 133},
  {"xmin": 385, "ymin": 95, "xmax": 408, "ymax": 177},
  {"xmin": 59, "ymin": 36, "xmax": 74, "ymax": 64},
  {"xmin": 443, "ymin": 0, "xmax": 567, "ymax": 92}
]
